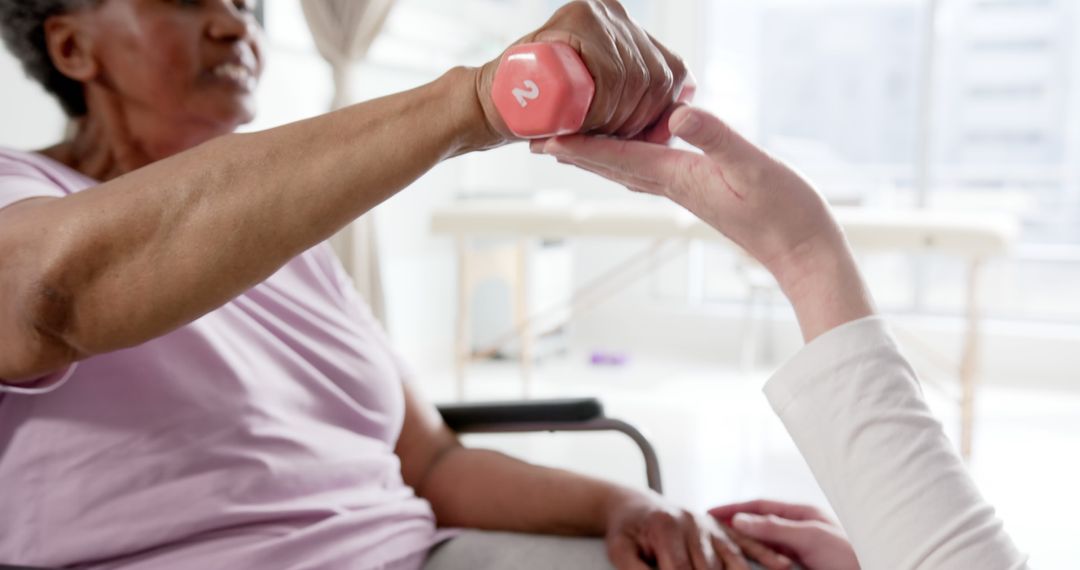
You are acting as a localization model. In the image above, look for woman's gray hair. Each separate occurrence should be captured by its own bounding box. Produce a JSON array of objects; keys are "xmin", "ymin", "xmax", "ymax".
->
[{"xmin": 0, "ymin": 0, "xmax": 102, "ymax": 117}]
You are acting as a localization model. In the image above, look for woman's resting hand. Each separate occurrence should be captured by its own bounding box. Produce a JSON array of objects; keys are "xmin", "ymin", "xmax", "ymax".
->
[
  {"xmin": 476, "ymin": 0, "xmax": 690, "ymax": 144},
  {"xmin": 604, "ymin": 491, "xmax": 796, "ymax": 569},
  {"xmin": 710, "ymin": 500, "xmax": 860, "ymax": 570},
  {"xmin": 531, "ymin": 105, "xmax": 876, "ymax": 341}
]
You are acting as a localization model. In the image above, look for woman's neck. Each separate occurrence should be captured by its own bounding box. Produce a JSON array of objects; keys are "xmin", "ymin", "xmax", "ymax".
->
[
  {"xmin": 40, "ymin": 107, "xmax": 162, "ymax": 182},
  {"xmin": 39, "ymin": 107, "xmax": 226, "ymax": 182}
]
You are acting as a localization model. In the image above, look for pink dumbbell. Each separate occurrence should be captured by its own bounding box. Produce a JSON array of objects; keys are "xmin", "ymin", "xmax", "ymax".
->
[
  {"xmin": 492, "ymin": 42, "xmax": 698, "ymax": 139},
  {"xmin": 492, "ymin": 43, "xmax": 596, "ymax": 139}
]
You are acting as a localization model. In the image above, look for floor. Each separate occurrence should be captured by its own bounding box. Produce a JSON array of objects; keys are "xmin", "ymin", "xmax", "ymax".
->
[{"xmin": 415, "ymin": 354, "xmax": 1080, "ymax": 569}]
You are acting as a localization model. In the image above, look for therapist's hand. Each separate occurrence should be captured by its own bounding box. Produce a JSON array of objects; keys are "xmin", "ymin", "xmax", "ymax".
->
[
  {"xmin": 710, "ymin": 501, "xmax": 860, "ymax": 570},
  {"xmin": 604, "ymin": 491, "xmax": 795, "ymax": 569},
  {"xmin": 531, "ymin": 105, "xmax": 876, "ymax": 342},
  {"xmin": 476, "ymin": 0, "xmax": 690, "ymax": 144}
]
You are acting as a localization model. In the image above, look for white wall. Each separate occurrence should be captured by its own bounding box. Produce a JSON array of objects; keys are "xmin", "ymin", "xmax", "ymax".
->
[{"xmin": 0, "ymin": 47, "xmax": 67, "ymax": 149}]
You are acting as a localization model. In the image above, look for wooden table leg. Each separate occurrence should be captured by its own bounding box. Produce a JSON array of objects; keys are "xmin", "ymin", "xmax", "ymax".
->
[
  {"xmin": 959, "ymin": 258, "xmax": 984, "ymax": 460},
  {"xmin": 514, "ymin": 240, "xmax": 533, "ymax": 399},
  {"xmin": 455, "ymin": 237, "xmax": 471, "ymax": 402}
]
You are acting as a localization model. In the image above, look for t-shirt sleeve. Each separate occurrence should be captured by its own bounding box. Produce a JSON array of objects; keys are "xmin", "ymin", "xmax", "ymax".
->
[
  {"xmin": 0, "ymin": 155, "xmax": 67, "ymax": 212},
  {"xmin": 0, "ymin": 367, "xmax": 76, "ymax": 395},
  {"xmin": 0, "ymin": 154, "xmax": 77, "ymax": 392}
]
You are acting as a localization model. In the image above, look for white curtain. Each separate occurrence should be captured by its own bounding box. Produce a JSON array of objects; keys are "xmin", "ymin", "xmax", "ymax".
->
[{"xmin": 301, "ymin": 0, "xmax": 397, "ymax": 322}]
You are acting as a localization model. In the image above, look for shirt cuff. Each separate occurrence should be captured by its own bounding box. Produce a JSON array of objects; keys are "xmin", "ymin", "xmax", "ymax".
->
[
  {"xmin": 763, "ymin": 315, "xmax": 897, "ymax": 414},
  {"xmin": 0, "ymin": 364, "xmax": 77, "ymax": 395}
]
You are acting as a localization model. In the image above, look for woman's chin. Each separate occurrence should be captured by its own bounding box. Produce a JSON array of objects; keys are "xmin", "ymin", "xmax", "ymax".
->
[
  {"xmin": 166, "ymin": 111, "xmax": 256, "ymax": 153},
  {"xmin": 217, "ymin": 98, "xmax": 258, "ymax": 128},
  {"xmin": 231, "ymin": 105, "xmax": 257, "ymax": 128},
  {"xmin": 190, "ymin": 101, "xmax": 258, "ymax": 135}
]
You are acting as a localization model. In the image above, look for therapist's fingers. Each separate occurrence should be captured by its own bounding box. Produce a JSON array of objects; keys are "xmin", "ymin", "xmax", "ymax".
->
[
  {"xmin": 547, "ymin": 134, "xmax": 749, "ymax": 208},
  {"xmin": 537, "ymin": 135, "xmax": 690, "ymax": 189},
  {"xmin": 555, "ymin": 153, "xmax": 665, "ymax": 196},
  {"xmin": 724, "ymin": 524, "xmax": 795, "ymax": 570},
  {"xmin": 556, "ymin": 150, "xmax": 664, "ymax": 188},
  {"xmin": 731, "ymin": 514, "xmax": 823, "ymax": 554},
  {"xmin": 638, "ymin": 102, "xmax": 683, "ymax": 145},
  {"xmin": 712, "ymin": 534, "xmax": 750, "ymax": 570},
  {"xmin": 536, "ymin": 107, "xmax": 766, "ymax": 206},
  {"xmin": 710, "ymin": 500, "xmax": 829, "ymax": 524},
  {"xmin": 667, "ymin": 106, "xmax": 760, "ymax": 168}
]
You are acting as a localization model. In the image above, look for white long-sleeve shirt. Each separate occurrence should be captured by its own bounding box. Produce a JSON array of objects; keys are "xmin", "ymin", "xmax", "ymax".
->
[{"xmin": 764, "ymin": 316, "xmax": 1029, "ymax": 570}]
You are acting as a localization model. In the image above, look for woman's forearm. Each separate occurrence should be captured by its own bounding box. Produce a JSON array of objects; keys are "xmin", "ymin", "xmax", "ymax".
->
[
  {"xmin": 419, "ymin": 447, "xmax": 625, "ymax": 536},
  {"xmin": 5, "ymin": 67, "xmax": 491, "ymax": 378}
]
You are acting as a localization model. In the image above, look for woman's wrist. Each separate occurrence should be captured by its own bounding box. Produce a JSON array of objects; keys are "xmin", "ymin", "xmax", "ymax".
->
[
  {"xmin": 440, "ymin": 65, "xmax": 508, "ymax": 157},
  {"xmin": 598, "ymin": 485, "xmax": 655, "ymax": 532},
  {"xmin": 771, "ymin": 233, "xmax": 876, "ymax": 343}
]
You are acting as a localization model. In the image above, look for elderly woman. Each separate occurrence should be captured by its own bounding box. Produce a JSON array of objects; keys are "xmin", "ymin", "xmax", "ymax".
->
[{"xmin": 0, "ymin": 1, "xmax": 790, "ymax": 569}]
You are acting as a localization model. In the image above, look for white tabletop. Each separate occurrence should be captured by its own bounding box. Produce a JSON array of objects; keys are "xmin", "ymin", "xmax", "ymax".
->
[{"xmin": 432, "ymin": 200, "xmax": 1019, "ymax": 257}]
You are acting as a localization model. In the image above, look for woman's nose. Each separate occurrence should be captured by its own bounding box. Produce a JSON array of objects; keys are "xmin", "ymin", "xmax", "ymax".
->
[{"xmin": 206, "ymin": 2, "xmax": 255, "ymax": 43}]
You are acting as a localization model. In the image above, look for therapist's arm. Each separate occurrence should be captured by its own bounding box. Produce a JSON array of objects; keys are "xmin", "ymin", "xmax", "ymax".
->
[
  {"xmin": 531, "ymin": 107, "xmax": 874, "ymax": 343},
  {"xmin": 755, "ymin": 316, "xmax": 1027, "ymax": 569},
  {"xmin": 534, "ymin": 106, "xmax": 1028, "ymax": 570}
]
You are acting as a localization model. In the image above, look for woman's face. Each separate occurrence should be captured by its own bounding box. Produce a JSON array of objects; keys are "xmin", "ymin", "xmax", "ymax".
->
[{"xmin": 80, "ymin": 0, "xmax": 264, "ymax": 139}]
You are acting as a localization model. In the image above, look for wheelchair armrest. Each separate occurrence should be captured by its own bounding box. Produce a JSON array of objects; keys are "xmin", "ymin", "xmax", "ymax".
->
[
  {"xmin": 437, "ymin": 398, "xmax": 604, "ymax": 432},
  {"xmin": 437, "ymin": 397, "xmax": 662, "ymax": 494}
]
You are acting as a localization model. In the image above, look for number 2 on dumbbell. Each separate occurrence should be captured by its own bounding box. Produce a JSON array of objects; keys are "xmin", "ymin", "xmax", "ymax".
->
[{"xmin": 512, "ymin": 80, "xmax": 541, "ymax": 109}]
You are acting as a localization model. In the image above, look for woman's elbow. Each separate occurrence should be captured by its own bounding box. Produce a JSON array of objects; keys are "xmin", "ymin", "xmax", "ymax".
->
[{"xmin": 0, "ymin": 270, "xmax": 82, "ymax": 383}]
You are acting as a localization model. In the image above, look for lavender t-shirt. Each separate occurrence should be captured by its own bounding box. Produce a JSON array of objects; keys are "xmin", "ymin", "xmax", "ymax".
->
[{"xmin": 0, "ymin": 148, "xmax": 448, "ymax": 569}]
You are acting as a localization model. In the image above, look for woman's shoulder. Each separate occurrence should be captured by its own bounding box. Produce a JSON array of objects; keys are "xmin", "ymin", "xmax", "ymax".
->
[
  {"xmin": 0, "ymin": 147, "xmax": 96, "ymax": 204},
  {"xmin": 0, "ymin": 147, "xmax": 45, "ymax": 174},
  {"xmin": 0, "ymin": 146, "xmax": 85, "ymax": 180}
]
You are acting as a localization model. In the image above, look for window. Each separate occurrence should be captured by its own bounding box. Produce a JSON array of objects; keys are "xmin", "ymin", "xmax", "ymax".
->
[{"xmin": 701, "ymin": 0, "xmax": 1080, "ymax": 322}]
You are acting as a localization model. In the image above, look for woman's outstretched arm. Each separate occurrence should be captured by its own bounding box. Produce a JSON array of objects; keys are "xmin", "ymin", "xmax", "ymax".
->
[
  {"xmin": 0, "ymin": 0, "xmax": 690, "ymax": 383},
  {"xmin": 0, "ymin": 68, "xmax": 482, "ymax": 382}
]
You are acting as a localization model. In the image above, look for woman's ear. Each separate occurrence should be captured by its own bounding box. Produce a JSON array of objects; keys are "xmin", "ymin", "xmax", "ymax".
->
[{"xmin": 43, "ymin": 14, "xmax": 99, "ymax": 83}]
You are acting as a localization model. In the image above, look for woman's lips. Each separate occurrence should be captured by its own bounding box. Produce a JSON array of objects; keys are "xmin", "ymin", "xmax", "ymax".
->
[{"xmin": 208, "ymin": 62, "xmax": 257, "ymax": 92}]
